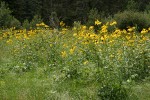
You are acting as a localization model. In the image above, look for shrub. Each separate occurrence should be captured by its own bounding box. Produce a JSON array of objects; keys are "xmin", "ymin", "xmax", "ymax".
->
[
  {"xmin": 87, "ymin": 8, "xmax": 101, "ymax": 26},
  {"xmin": 145, "ymin": 2, "xmax": 150, "ymax": 13},
  {"xmin": 114, "ymin": 10, "xmax": 150, "ymax": 31},
  {"xmin": 49, "ymin": 12, "xmax": 60, "ymax": 29},
  {"xmin": 129, "ymin": 50, "xmax": 150, "ymax": 81},
  {"xmin": 98, "ymin": 84, "xmax": 129, "ymax": 100},
  {"xmin": 22, "ymin": 19, "xmax": 30, "ymax": 30},
  {"xmin": 126, "ymin": 0, "xmax": 139, "ymax": 11},
  {"xmin": 22, "ymin": 15, "xmax": 43, "ymax": 29},
  {"xmin": 30, "ymin": 15, "xmax": 43, "ymax": 29},
  {"xmin": 97, "ymin": 67, "xmax": 129, "ymax": 100},
  {"xmin": 0, "ymin": 2, "xmax": 20, "ymax": 28}
]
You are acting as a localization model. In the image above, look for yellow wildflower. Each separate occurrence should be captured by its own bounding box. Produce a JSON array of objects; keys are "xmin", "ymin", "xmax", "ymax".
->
[
  {"xmin": 82, "ymin": 25, "xmax": 87, "ymax": 30},
  {"xmin": 36, "ymin": 23, "xmax": 40, "ymax": 27},
  {"xmin": 127, "ymin": 27, "xmax": 135, "ymax": 32},
  {"xmin": 44, "ymin": 25, "xmax": 49, "ymax": 28},
  {"xmin": 69, "ymin": 46, "xmax": 76, "ymax": 55},
  {"xmin": 24, "ymin": 34, "xmax": 29, "ymax": 39},
  {"xmin": 50, "ymin": 44, "xmax": 53, "ymax": 47},
  {"xmin": 101, "ymin": 25, "xmax": 108, "ymax": 33},
  {"xmin": 89, "ymin": 26, "xmax": 94, "ymax": 30},
  {"xmin": 141, "ymin": 28, "xmax": 148, "ymax": 34},
  {"xmin": 110, "ymin": 54, "xmax": 114, "ymax": 58},
  {"xmin": 83, "ymin": 60, "xmax": 88, "ymax": 65},
  {"xmin": 95, "ymin": 19, "xmax": 102, "ymax": 25},
  {"xmin": 40, "ymin": 22, "xmax": 45, "ymax": 26},
  {"xmin": 73, "ymin": 33, "xmax": 77, "ymax": 37},
  {"xmin": 110, "ymin": 21, "xmax": 117, "ymax": 26},
  {"xmin": 101, "ymin": 36, "xmax": 105, "ymax": 41},
  {"xmin": 73, "ymin": 27, "xmax": 77, "ymax": 30},
  {"xmin": 6, "ymin": 39, "xmax": 13, "ymax": 44},
  {"xmin": 60, "ymin": 21, "xmax": 65, "ymax": 27},
  {"xmin": 61, "ymin": 51, "xmax": 67, "ymax": 58}
]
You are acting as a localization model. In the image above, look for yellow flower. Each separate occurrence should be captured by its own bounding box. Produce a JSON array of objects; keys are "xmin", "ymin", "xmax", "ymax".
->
[
  {"xmin": 61, "ymin": 28, "xmax": 68, "ymax": 34},
  {"xmin": 95, "ymin": 19, "xmax": 102, "ymax": 25},
  {"xmin": 36, "ymin": 23, "xmax": 40, "ymax": 27},
  {"xmin": 141, "ymin": 28, "xmax": 148, "ymax": 34},
  {"xmin": 50, "ymin": 44, "xmax": 53, "ymax": 47},
  {"xmin": 23, "ymin": 45, "xmax": 27, "ymax": 48},
  {"xmin": 94, "ymin": 40, "xmax": 99, "ymax": 44},
  {"xmin": 63, "ymin": 44, "xmax": 67, "ymax": 48},
  {"xmin": 101, "ymin": 36, "xmax": 105, "ymax": 41},
  {"xmin": 6, "ymin": 39, "xmax": 13, "ymax": 44},
  {"xmin": 44, "ymin": 25, "xmax": 49, "ymax": 28},
  {"xmin": 36, "ymin": 22, "xmax": 46, "ymax": 27},
  {"xmin": 61, "ymin": 51, "xmax": 67, "ymax": 58},
  {"xmin": 127, "ymin": 27, "xmax": 135, "ymax": 32},
  {"xmin": 73, "ymin": 27, "xmax": 77, "ymax": 30},
  {"xmin": 82, "ymin": 25, "xmax": 87, "ymax": 30},
  {"xmin": 69, "ymin": 46, "xmax": 76, "ymax": 55},
  {"xmin": 110, "ymin": 54, "xmax": 114, "ymax": 58},
  {"xmin": 62, "ymin": 28, "xmax": 67, "ymax": 31},
  {"xmin": 126, "ymin": 35, "xmax": 131, "ymax": 40},
  {"xmin": 101, "ymin": 25, "xmax": 108, "ymax": 33},
  {"xmin": 60, "ymin": 21, "xmax": 65, "ymax": 27},
  {"xmin": 83, "ymin": 60, "xmax": 88, "ymax": 65},
  {"xmin": 122, "ymin": 29, "xmax": 127, "ymax": 34},
  {"xmin": 73, "ymin": 33, "xmax": 77, "ymax": 37},
  {"xmin": 89, "ymin": 26, "xmax": 94, "ymax": 30},
  {"xmin": 142, "ymin": 36, "xmax": 148, "ymax": 41},
  {"xmin": 110, "ymin": 21, "xmax": 117, "ymax": 26},
  {"xmin": 40, "ymin": 22, "xmax": 45, "ymax": 26},
  {"xmin": 24, "ymin": 34, "xmax": 29, "ymax": 39}
]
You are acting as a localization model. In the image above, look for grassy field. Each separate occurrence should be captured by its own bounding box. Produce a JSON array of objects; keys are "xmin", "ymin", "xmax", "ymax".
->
[{"xmin": 0, "ymin": 21, "xmax": 150, "ymax": 100}]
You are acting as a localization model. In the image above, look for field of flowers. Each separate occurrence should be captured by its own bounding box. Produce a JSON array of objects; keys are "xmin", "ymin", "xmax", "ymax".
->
[{"xmin": 0, "ymin": 20, "xmax": 150, "ymax": 100}]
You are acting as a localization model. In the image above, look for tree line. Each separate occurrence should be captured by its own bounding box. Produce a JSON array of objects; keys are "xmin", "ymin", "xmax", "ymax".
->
[{"xmin": 1, "ymin": 0, "xmax": 150, "ymax": 26}]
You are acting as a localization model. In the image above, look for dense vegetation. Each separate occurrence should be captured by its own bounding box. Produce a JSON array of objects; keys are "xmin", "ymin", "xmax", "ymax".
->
[
  {"xmin": 0, "ymin": 20, "xmax": 150, "ymax": 99},
  {"xmin": 0, "ymin": 0, "xmax": 150, "ymax": 100},
  {"xmin": 1, "ymin": 0, "xmax": 150, "ymax": 26}
]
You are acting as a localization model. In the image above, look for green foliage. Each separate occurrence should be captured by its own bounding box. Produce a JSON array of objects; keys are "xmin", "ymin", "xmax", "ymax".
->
[
  {"xmin": 114, "ymin": 10, "xmax": 150, "ymax": 31},
  {"xmin": 129, "ymin": 50, "xmax": 150, "ymax": 81},
  {"xmin": 145, "ymin": 2, "xmax": 150, "ymax": 13},
  {"xmin": 98, "ymin": 84, "xmax": 128, "ymax": 100},
  {"xmin": 73, "ymin": 21, "xmax": 81, "ymax": 30},
  {"xmin": 30, "ymin": 15, "xmax": 43, "ymax": 29},
  {"xmin": 1, "ymin": 22, "xmax": 150, "ymax": 99},
  {"xmin": 22, "ymin": 19, "xmax": 30, "ymax": 29},
  {"xmin": 0, "ymin": 2, "xmax": 20, "ymax": 28},
  {"xmin": 1, "ymin": 0, "xmax": 130, "ymax": 26},
  {"xmin": 49, "ymin": 12, "xmax": 60, "ymax": 29},
  {"xmin": 87, "ymin": 8, "xmax": 101, "ymax": 26},
  {"xmin": 126, "ymin": 0, "xmax": 139, "ymax": 11},
  {"xmin": 22, "ymin": 15, "xmax": 43, "ymax": 29}
]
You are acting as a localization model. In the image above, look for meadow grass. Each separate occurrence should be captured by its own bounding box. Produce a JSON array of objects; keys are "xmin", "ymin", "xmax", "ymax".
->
[{"xmin": 0, "ymin": 21, "xmax": 150, "ymax": 100}]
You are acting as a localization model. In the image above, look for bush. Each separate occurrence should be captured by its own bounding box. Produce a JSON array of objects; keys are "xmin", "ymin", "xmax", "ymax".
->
[
  {"xmin": 98, "ymin": 84, "xmax": 129, "ymax": 100},
  {"xmin": 129, "ymin": 50, "xmax": 150, "ymax": 81},
  {"xmin": 114, "ymin": 10, "xmax": 150, "ymax": 31},
  {"xmin": 126, "ymin": 0, "xmax": 139, "ymax": 11},
  {"xmin": 22, "ymin": 15, "xmax": 43, "ymax": 29},
  {"xmin": 30, "ymin": 15, "xmax": 43, "ymax": 29},
  {"xmin": 87, "ymin": 8, "xmax": 101, "ymax": 26},
  {"xmin": 97, "ymin": 67, "xmax": 129, "ymax": 100},
  {"xmin": 0, "ymin": 2, "xmax": 20, "ymax": 28},
  {"xmin": 145, "ymin": 3, "xmax": 150, "ymax": 13},
  {"xmin": 22, "ymin": 19, "xmax": 30, "ymax": 30}
]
